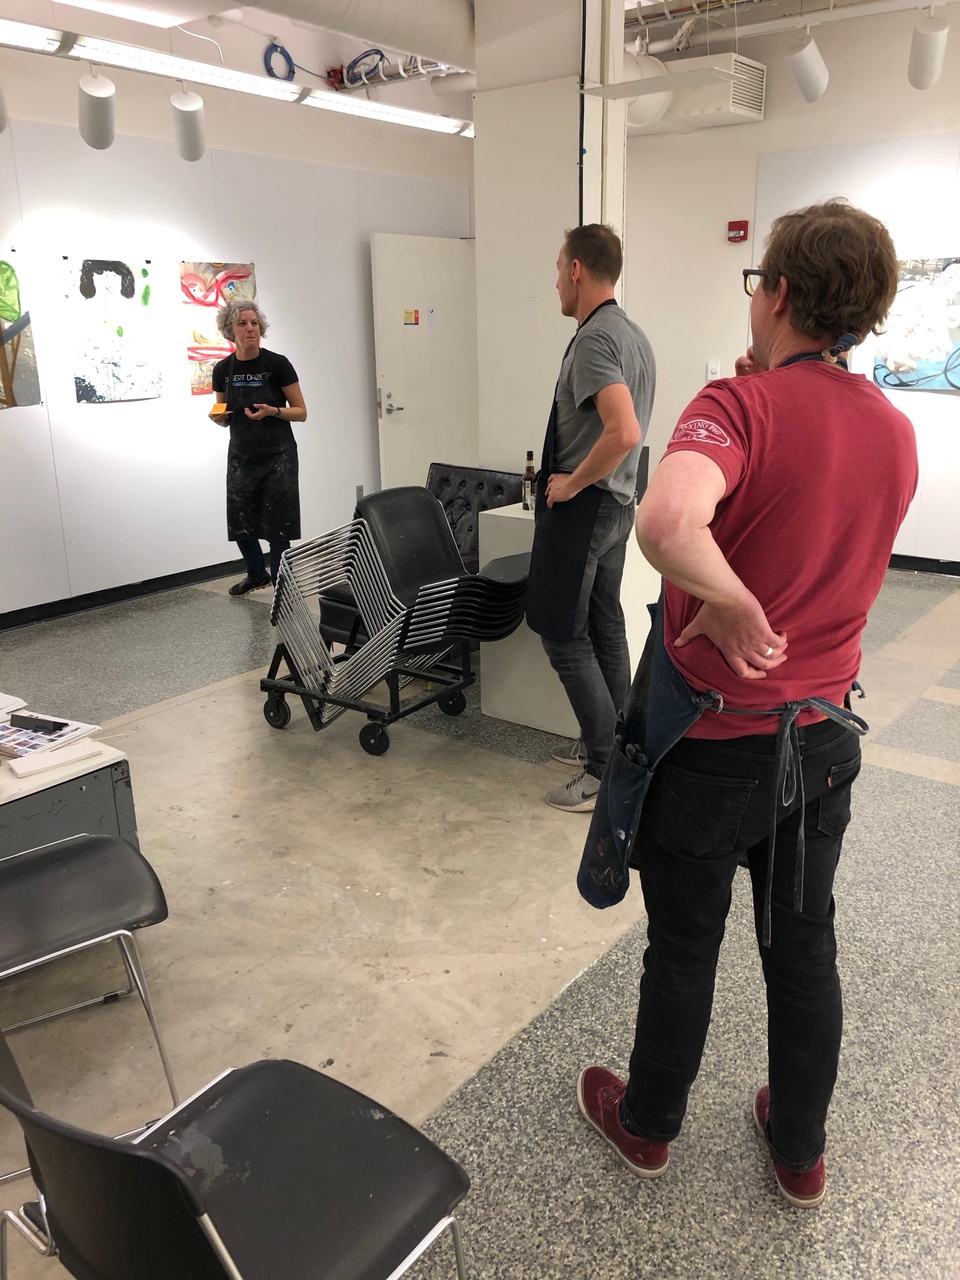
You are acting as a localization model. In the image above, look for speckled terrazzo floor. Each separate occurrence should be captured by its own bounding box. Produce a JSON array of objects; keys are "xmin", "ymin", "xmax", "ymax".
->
[
  {"xmin": 859, "ymin": 569, "xmax": 960, "ymax": 656},
  {"xmin": 0, "ymin": 588, "xmax": 277, "ymax": 724},
  {"xmin": 409, "ymin": 763, "xmax": 960, "ymax": 1280}
]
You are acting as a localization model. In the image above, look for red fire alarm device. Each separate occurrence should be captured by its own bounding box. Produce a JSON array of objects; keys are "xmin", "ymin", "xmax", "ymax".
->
[{"xmin": 728, "ymin": 220, "xmax": 749, "ymax": 244}]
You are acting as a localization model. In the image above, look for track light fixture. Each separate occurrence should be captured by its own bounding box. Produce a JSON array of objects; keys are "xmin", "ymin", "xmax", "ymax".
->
[
  {"xmin": 78, "ymin": 67, "xmax": 115, "ymax": 149},
  {"xmin": 783, "ymin": 31, "xmax": 829, "ymax": 103},
  {"xmin": 908, "ymin": 12, "xmax": 949, "ymax": 88},
  {"xmin": 171, "ymin": 85, "xmax": 205, "ymax": 161}
]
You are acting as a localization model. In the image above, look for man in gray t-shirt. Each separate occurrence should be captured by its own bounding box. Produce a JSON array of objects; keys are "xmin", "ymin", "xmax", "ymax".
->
[{"xmin": 526, "ymin": 224, "xmax": 656, "ymax": 813}]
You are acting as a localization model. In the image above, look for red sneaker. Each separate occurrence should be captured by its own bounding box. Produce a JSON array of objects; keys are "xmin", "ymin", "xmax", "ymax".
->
[
  {"xmin": 753, "ymin": 1085, "xmax": 826, "ymax": 1208},
  {"xmin": 577, "ymin": 1067, "xmax": 669, "ymax": 1178}
]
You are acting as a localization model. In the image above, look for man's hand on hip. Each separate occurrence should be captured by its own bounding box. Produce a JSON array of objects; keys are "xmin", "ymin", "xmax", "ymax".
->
[
  {"xmin": 545, "ymin": 472, "xmax": 580, "ymax": 507},
  {"xmin": 674, "ymin": 598, "xmax": 787, "ymax": 680}
]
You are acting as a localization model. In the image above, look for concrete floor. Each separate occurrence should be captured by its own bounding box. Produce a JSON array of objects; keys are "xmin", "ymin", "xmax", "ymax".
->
[{"xmin": 0, "ymin": 567, "xmax": 958, "ymax": 1278}]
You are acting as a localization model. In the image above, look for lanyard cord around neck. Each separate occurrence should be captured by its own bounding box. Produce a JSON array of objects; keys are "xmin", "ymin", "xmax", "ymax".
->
[{"xmin": 778, "ymin": 331, "xmax": 859, "ymax": 370}]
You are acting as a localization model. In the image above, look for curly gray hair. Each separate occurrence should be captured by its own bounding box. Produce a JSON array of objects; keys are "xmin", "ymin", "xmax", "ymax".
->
[{"xmin": 216, "ymin": 298, "xmax": 269, "ymax": 341}]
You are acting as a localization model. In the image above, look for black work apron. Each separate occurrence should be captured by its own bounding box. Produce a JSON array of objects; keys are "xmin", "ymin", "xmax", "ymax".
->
[
  {"xmin": 525, "ymin": 300, "xmax": 616, "ymax": 643},
  {"xmin": 222, "ymin": 354, "xmax": 300, "ymax": 541}
]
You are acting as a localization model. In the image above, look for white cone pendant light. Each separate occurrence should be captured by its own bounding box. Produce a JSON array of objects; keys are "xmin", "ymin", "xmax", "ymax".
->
[
  {"xmin": 171, "ymin": 88, "xmax": 205, "ymax": 161},
  {"xmin": 78, "ymin": 71, "xmax": 115, "ymax": 149},
  {"xmin": 784, "ymin": 33, "xmax": 829, "ymax": 103}
]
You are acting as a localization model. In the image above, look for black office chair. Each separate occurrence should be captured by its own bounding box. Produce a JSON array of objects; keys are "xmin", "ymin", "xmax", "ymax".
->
[
  {"xmin": 0, "ymin": 834, "xmax": 178, "ymax": 1183},
  {"xmin": 0, "ymin": 1043, "xmax": 470, "ymax": 1280}
]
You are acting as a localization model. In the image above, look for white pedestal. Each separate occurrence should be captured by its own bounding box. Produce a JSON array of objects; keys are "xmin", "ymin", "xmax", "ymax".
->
[{"xmin": 479, "ymin": 503, "xmax": 662, "ymax": 737}]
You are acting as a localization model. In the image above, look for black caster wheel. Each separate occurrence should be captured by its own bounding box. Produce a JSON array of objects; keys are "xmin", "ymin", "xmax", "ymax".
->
[
  {"xmin": 359, "ymin": 723, "xmax": 390, "ymax": 755},
  {"xmin": 438, "ymin": 690, "xmax": 467, "ymax": 717},
  {"xmin": 263, "ymin": 696, "xmax": 291, "ymax": 730}
]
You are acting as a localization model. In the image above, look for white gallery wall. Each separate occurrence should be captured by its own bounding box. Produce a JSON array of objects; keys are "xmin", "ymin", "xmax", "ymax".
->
[
  {"xmin": 0, "ymin": 54, "xmax": 471, "ymax": 614},
  {"xmin": 624, "ymin": 4, "xmax": 960, "ymax": 562}
]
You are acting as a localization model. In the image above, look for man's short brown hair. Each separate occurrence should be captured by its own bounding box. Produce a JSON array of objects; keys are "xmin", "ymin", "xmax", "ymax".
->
[
  {"xmin": 563, "ymin": 224, "xmax": 623, "ymax": 285},
  {"xmin": 762, "ymin": 200, "xmax": 898, "ymax": 342}
]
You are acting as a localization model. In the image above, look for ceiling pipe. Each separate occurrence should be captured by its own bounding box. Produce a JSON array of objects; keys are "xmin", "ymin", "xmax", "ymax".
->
[
  {"xmin": 430, "ymin": 70, "xmax": 477, "ymax": 96},
  {"xmin": 249, "ymin": 0, "xmax": 475, "ymax": 72},
  {"xmin": 644, "ymin": 0, "xmax": 953, "ymax": 54}
]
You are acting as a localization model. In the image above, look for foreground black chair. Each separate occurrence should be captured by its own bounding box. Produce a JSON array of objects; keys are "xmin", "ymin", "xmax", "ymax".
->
[
  {"xmin": 0, "ymin": 834, "xmax": 178, "ymax": 1184},
  {"xmin": 0, "ymin": 1043, "xmax": 470, "ymax": 1280}
]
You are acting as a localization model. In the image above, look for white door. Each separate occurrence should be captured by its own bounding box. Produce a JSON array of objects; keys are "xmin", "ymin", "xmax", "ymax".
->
[{"xmin": 371, "ymin": 234, "xmax": 479, "ymax": 489}]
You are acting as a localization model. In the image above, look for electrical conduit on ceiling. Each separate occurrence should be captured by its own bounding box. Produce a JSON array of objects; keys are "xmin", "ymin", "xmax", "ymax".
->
[
  {"xmin": 253, "ymin": 0, "xmax": 475, "ymax": 72},
  {"xmin": 637, "ymin": 0, "xmax": 953, "ymax": 54}
]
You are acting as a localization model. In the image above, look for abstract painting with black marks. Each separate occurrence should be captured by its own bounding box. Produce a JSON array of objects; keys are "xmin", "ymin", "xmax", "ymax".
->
[
  {"xmin": 181, "ymin": 261, "xmax": 257, "ymax": 396},
  {"xmin": 0, "ymin": 248, "xmax": 41, "ymax": 410},
  {"xmin": 64, "ymin": 256, "xmax": 161, "ymax": 403}
]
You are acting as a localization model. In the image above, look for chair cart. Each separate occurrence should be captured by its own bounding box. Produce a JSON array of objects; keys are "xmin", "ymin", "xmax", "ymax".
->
[{"xmin": 260, "ymin": 487, "xmax": 529, "ymax": 756}]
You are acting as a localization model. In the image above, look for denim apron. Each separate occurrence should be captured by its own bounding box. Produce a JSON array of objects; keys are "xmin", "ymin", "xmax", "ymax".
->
[
  {"xmin": 525, "ymin": 301, "xmax": 615, "ymax": 643},
  {"xmin": 577, "ymin": 330, "xmax": 870, "ymax": 944},
  {"xmin": 577, "ymin": 595, "xmax": 869, "ymax": 944}
]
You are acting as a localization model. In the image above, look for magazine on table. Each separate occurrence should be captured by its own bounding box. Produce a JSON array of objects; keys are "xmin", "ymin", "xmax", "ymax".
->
[{"xmin": 0, "ymin": 712, "xmax": 100, "ymax": 758}]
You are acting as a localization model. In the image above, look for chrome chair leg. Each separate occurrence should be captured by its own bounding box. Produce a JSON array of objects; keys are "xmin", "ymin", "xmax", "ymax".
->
[
  {"xmin": 0, "ymin": 931, "xmax": 178, "ymax": 1184},
  {"xmin": 383, "ymin": 1214, "xmax": 468, "ymax": 1280},
  {"xmin": 116, "ymin": 934, "xmax": 179, "ymax": 1106},
  {"xmin": 1, "ymin": 1206, "xmax": 57, "ymax": 1280},
  {"xmin": 0, "ymin": 937, "xmax": 136, "ymax": 1036}
]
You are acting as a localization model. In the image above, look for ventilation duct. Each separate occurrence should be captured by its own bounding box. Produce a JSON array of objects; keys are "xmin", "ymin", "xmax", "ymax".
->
[
  {"xmin": 251, "ymin": 0, "xmax": 475, "ymax": 71},
  {"xmin": 628, "ymin": 53, "xmax": 766, "ymax": 135}
]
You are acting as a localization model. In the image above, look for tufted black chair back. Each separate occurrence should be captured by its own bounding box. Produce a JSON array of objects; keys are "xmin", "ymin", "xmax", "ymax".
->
[{"xmin": 425, "ymin": 463, "xmax": 523, "ymax": 574}]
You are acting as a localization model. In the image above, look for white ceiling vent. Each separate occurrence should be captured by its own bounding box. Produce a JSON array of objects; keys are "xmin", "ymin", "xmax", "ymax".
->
[{"xmin": 629, "ymin": 53, "xmax": 766, "ymax": 135}]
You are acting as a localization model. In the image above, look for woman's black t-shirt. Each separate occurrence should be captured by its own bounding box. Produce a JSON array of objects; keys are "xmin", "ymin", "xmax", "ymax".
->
[{"xmin": 212, "ymin": 348, "xmax": 298, "ymax": 459}]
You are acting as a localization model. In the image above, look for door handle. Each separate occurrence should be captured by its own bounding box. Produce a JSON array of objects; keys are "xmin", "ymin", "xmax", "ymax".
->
[{"xmin": 385, "ymin": 404, "xmax": 405, "ymax": 414}]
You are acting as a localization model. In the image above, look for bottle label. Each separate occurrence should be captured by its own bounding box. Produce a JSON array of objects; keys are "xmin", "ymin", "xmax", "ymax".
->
[{"xmin": 522, "ymin": 478, "xmax": 533, "ymax": 510}]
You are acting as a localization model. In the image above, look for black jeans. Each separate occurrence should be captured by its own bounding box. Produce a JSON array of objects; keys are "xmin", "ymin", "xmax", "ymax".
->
[
  {"xmin": 236, "ymin": 537, "xmax": 290, "ymax": 586},
  {"xmin": 540, "ymin": 494, "xmax": 635, "ymax": 777},
  {"xmin": 623, "ymin": 718, "xmax": 861, "ymax": 1172}
]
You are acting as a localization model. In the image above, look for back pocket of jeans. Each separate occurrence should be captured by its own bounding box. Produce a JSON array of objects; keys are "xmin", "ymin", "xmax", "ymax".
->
[
  {"xmin": 817, "ymin": 756, "xmax": 861, "ymax": 837},
  {"xmin": 657, "ymin": 763, "xmax": 757, "ymax": 858}
]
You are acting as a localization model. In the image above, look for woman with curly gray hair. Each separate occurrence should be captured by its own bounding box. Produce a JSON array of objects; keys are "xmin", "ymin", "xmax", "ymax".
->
[{"xmin": 210, "ymin": 299, "xmax": 307, "ymax": 595}]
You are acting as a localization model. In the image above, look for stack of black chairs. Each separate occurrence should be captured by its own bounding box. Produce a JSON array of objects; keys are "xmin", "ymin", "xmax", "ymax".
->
[{"xmin": 261, "ymin": 486, "xmax": 529, "ymax": 754}]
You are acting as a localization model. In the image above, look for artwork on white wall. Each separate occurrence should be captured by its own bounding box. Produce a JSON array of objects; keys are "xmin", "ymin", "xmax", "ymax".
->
[
  {"xmin": 64, "ymin": 257, "xmax": 161, "ymax": 403},
  {"xmin": 873, "ymin": 257, "xmax": 960, "ymax": 394},
  {"xmin": 180, "ymin": 261, "xmax": 257, "ymax": 396},
  {"xmin": 0, "ymin": 248, "xmax": 41, "ymax": 410}
]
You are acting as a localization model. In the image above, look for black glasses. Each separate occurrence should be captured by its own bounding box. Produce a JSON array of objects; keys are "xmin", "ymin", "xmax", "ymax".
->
[{"xmin": 742, "ymin": 269, "xmax": 770, "ymax": 298}]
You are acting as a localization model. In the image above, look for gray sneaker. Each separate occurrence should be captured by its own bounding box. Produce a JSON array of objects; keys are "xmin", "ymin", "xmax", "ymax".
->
[
  {"xmin": 544, "ymin": 768, "xmax": 600, "ymax": 812},
  {"xmin": 550, "ymin": 738, "xmax": 587, "ymax": 769}
]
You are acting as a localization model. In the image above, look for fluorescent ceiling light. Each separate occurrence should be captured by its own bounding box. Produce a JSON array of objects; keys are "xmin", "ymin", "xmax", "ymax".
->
[
  {"xmin": 0, "ymin": 18, "xmax": 474, "ymax": 136},
  {"xmin": 300, "ymin": 89, "xmax": 466, "ymax": 134},
  {"xmin": 66, "ymin": 35, "xmax": 302, "ymax": 101},
  {"xmin": 0, "ymin": 19, "xmax": 62, "ymax": 53},
  {"xmin": 49, "ymin": 0, "xmax": 221, "ymax": 27}
]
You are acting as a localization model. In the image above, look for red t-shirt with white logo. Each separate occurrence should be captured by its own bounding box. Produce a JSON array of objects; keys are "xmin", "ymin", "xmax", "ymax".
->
[{"xmin": 661, "ymin": 362, "xmax": 918, "ymax": 738}]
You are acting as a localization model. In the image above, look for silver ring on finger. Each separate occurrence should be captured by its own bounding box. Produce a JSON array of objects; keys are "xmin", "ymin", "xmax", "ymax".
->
[{"xmin": 764, "ymin": 645, "xmax": 774, "ymax": 658}]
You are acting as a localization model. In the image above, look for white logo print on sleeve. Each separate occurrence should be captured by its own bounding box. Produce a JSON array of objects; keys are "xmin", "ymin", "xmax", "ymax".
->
[{"xmin": 671, "ymin": 419, "xmax": 731, "ymax": 447}]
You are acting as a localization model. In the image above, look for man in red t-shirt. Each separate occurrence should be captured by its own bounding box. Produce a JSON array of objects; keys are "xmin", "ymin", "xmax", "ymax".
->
[{"xmin": 577, "ymin": 201, "xmax": 918, "ymax": 1208}]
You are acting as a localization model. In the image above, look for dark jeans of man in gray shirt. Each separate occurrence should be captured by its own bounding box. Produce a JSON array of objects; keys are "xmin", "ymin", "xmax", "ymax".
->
[{"xmin": 541, "ymin": 491, "xmax": 636, "ymax": 777}]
